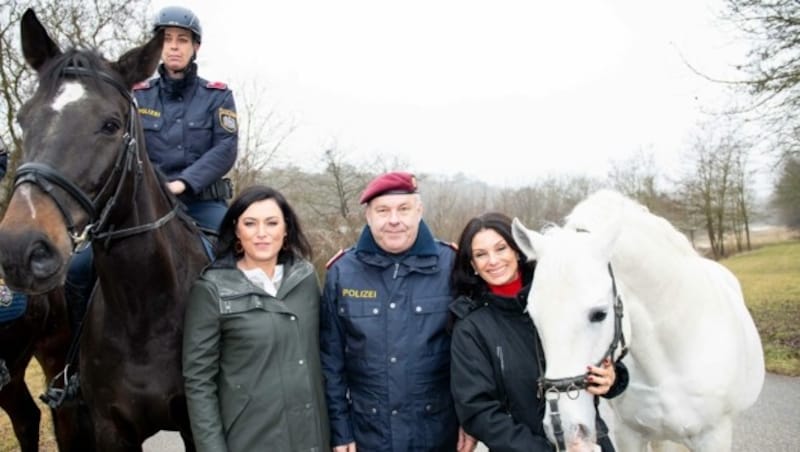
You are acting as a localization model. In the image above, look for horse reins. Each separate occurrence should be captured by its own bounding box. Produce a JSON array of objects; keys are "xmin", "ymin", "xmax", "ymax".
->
[
  {"xmin": 534, "ymin": 262, "xmax": 628, "ymax": 451},
  {"xmin": 14, "ymin": 65, "xmax": 179, "ymax": 251}
]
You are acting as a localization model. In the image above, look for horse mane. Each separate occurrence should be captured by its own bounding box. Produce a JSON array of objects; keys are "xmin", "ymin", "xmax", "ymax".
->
[
  {"xmin": 37, "ymin": 48, "xmax": 115, "ymax": 99},
  {"xmin": 564, "ymin": 189, "xmax": 698, "ymax": 259}
]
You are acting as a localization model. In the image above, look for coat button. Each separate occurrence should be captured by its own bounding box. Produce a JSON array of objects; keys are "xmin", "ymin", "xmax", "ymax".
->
[
  {"xmin": 425, "ymin": 404, "xmax": 432, "ymax": 411},
  {"xmin": 391, "ymin": 410, "xmax": 398, "ymax": 415},
  {"xmin": 298, "ymin": 359, "xmax": 304, "ymax": 365},
  {"xmin": 372, "ymin": 308, "xmax": 379, "ymax": 315},
  {"xmin": 389, "ymin": 302, "xmax": 396, "ymax": 309},
  {"xmin": 389, "ymin": 356, "xmax": 396, "ymax": 363},
  {"xmin": 415, "ymin": 306, "xmax": 422, "ymax": 313},
  {"xmin": 290, "ymin": 316, "xmax": 296, "ymax": 321},
  {"xmin": 371, "ymin": 408, "xmax": 377, "ymax": 414}
]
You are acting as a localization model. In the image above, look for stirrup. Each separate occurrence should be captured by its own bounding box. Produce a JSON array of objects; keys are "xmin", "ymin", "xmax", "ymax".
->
[
  {"xmin": 0, "ymin": 359, "xmax": 10, "ymax": 390},
  {"xmin": 40, "ymin": 364, "xmax": 80, "ymax": 408}
]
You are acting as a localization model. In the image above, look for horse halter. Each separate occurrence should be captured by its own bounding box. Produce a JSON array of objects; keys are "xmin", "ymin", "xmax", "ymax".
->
[
  {"xmin": 536, "ymin": 263, "xmax": 629, "ymax": 451},
  {"xmin": 14, "ymin": 65, "xmax": 177, "ymax": 250}
]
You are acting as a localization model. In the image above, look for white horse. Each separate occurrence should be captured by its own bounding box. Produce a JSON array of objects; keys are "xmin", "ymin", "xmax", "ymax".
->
[{"xmin": 510, "ymin": 189, "xmax": 764, "ymax": 452}]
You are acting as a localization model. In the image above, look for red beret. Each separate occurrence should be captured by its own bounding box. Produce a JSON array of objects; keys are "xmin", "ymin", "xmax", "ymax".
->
[{"xmin": 359, "ymin": 171, "xmax": 418, "ymax": 204}]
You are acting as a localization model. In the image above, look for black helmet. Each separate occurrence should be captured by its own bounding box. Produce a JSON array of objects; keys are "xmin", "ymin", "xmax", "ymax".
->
[{"xmin": 153, "ymin": 6, "xmax": 202, "ymax": 43}]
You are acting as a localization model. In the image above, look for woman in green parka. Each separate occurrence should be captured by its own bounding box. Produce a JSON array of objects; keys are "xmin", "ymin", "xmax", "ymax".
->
[{"xmin": 183, "ymin": 185, "xmax": 330, "ymax": 452}]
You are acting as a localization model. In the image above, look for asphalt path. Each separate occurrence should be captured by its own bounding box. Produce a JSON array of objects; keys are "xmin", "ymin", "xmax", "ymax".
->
[{"xmin": 142, "ymin": 372, "xmax": 799, "ymax": 451}]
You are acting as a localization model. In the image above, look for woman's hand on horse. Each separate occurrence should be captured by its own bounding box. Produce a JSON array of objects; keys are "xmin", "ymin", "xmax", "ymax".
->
[{"xmin": 585, "ymin": 357, "xmax": 616, "ymax": 396}]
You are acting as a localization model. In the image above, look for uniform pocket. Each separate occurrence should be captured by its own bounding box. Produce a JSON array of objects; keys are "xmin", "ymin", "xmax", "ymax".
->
[{"xmin": 186, "ymin": 115, "xmax": 213, "ymax": 157}]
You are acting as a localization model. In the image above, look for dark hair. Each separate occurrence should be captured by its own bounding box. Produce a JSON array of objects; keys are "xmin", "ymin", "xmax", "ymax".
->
[
  {"xmin": 215, "ymin": 185, "xmax": 312, "ymax": 263},
  {"xmin": 450, "ymin": 212, "xmax": 530, "ymax": 298}
]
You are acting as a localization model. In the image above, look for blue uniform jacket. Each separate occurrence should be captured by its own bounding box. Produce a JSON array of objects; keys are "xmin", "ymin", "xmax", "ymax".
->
[
  {"xmin": 320, "ymin": 220, "xmax": 459, "ymax": 451},
  {"xmin": 133, "ymin": 65, "xmax": 237, "ymax": 195}
]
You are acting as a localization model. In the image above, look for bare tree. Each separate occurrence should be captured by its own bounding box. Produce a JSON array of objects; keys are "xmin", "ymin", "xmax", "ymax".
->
[
  {"xmin": 0, "ymin": 0, "xmax": 150, "ymax": 211},
  {"xmin": 607, "ymin": 147, "xmax": 661, "ymax": 208},
  {"xmin": 228, "ymin": 78, "xmax": 295, "ymax": 194},
  {"xmin": 721, "ymin": 0, "xmax": 800, "ymax": 161},
  {"xmin": 678, "ymin": 122, "xmax": 754, "ymax": 258}
]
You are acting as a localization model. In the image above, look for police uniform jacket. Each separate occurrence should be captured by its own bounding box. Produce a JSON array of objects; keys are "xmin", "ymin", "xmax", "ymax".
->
[
  {"xmin": 320, "ymin": 220, "xmax": 459, "ymax": 451},
  {"xmin": 183, "ymin": 254, "xmax": 330, "ymax": 452},
  {"xmin": 450, "ymin": 268, "xmax": 625, "ymax": 452},
  {"xmin": 134, "ymin": 63, "xmax": 237, "ymax": 198}
]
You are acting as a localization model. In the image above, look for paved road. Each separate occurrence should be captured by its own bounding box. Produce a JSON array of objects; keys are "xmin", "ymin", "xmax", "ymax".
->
[{"xmin": 143, "ymin": 373, "xmax": 799, "ymax": 451}]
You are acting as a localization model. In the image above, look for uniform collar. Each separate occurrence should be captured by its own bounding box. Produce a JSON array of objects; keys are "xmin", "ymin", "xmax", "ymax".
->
[
  {"xmin": 355, "ymin": 219, "xmax": 438, "ymax": 258},
  {"xmin": 158, "ymin": 62, "xmax": 198, "ymax": 97}
]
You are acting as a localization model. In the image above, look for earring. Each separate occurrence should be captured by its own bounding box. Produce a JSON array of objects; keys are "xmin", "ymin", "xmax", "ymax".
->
[
  {"xmin": 473, "ymin": 269, "xmax": 478, "ymax": 275},
  {"xmin": 234, "ymin": 240, "xmax": 243, "ymax": 254}
]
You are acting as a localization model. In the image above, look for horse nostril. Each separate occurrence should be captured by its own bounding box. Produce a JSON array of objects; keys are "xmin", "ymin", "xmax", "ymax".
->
[{"xmin": 28, "ymin": 240, "xmax": 61, "ymax": 279}]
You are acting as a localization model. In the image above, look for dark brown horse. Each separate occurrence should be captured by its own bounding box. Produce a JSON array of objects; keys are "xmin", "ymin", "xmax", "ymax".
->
[
  {"xmin": 0, "ymin": 9, "xmax": 208, "ymax": 451},
  {"xmin": 0, "ymin": 289, "xmax": 94, "ymax": 451}
]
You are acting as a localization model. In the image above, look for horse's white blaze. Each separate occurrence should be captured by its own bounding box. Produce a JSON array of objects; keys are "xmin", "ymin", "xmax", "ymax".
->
[
  {"xmin": 512, "ymin": 189, "xmax": 765, "ymax": 452},
  {"xmin": 19, "ymin": 185, "xmax": 37, "ymax": 219},
  {"xmin": 51, "ymin": 81, "xmax": 84, "ymax": 111}
]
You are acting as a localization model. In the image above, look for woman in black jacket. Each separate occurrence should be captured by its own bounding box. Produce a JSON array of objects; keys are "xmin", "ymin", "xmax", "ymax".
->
[{"xmin": 449, "ymin": 212, "xmax": 628, "ymax": 452}]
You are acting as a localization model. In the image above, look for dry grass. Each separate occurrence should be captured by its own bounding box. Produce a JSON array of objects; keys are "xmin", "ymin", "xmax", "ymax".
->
[
  {"xmin": 721, "ymin": 239, "xmax": 800, "ymax": 376},
  {"xmin": 0, "ymin": 359, "xmax": 57, "ymax": 451}
]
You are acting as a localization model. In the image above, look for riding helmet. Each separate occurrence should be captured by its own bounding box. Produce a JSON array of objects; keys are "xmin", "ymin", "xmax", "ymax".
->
[{"xmin": 153, "ymin": 6, "xmax": 202, "ymax": 43}]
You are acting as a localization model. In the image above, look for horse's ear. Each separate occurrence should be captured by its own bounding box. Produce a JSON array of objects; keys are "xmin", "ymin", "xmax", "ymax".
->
[
  {"xmin": 20, "ymin": 8, "xmax": 62, "ymax": 73},
  {"xmin": 511, "ymin": 217, "xmax": 541, "ymax": 262},
  {"xmin": 112, "ymin": 30, "xmax": 164, "ymax": 89}
]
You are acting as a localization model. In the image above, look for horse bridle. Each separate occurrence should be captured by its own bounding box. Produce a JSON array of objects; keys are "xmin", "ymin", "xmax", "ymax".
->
[
  {"xmin": 14, "ymin": 65, "xmax": 178, "ymax": 251},
  {"xmin": 535, "ymin": 263, "xmax": 629, "ymax": 451}
]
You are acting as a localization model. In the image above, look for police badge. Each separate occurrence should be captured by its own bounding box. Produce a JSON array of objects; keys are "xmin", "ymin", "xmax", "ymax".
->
[{"xmin": 219, "ymin": 108, "xmax": 238, "ymax": 133}]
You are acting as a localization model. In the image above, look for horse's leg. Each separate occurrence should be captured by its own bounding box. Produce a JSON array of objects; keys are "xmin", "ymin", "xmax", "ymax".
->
[
  {"xmin": 171, "ymin": 394, "xmax": 196, "ymax": 452},
  {"xmin": 688, "ymin": 417, "xmax": 733, "ymax": 452},
  {"xmin": 91, "ymin": 412, "xmax": 144, "ymax": 452},
  {"xmin": 650, "ymin": 440, "xmax": 689, "ymax": 452},
  {"xmin": 611, "ymin": 416, "xmax": 650, "ymax": 452},
  {"xmin": 0, "ymin": 374, "xmax": 41, "ymax": 452}
]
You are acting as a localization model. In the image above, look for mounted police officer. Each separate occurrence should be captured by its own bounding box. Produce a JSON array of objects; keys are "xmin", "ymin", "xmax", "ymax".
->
[
  {"xmin": 65, "ymin": 6, "xmax": 238, "ymax": 349},
  {"xmin": 134, "ymin": 5, "xmax": 238, "ymax": 232}
]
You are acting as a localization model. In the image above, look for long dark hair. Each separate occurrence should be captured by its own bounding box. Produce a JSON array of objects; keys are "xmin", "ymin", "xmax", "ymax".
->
[
  {"xmin": 215, "ymin": 185, "xmax": 312, "ymax": 263},
  {"xmin": 450, "ymin": 212, "xmax": 531, "ymax": 299}
]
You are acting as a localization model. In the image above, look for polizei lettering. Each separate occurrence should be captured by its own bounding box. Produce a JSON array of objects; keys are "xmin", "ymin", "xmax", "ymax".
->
[{"xmin": 341, "ymin": 288, "xmax": 377, "ymax": 299}]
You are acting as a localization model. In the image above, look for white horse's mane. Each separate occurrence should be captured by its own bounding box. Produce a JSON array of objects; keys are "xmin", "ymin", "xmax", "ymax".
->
[{"xmin": 563, "ymin": 189, "xmax": 698, "ymax": 260}]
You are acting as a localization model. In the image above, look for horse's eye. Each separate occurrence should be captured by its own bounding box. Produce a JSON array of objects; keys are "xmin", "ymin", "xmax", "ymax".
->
[
  {"xmin": 101, "ymin": 120, "xmax": 121, "ymax": 135},
  {"xmin": 589, "ymin": 309, "xmax": 607, "ymax": 323}
]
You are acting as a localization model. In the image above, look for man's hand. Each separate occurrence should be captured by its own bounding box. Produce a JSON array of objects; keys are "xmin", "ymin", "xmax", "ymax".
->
[
  {"xmin": 457, "ymin": 426, "xmax": 477, "ymax": 452},
  {"xmin": 333, "ymin": 442, "xmax": 356, "ymax": 452},
  {"xmin": 167, "ymin": 180, "xmax": 186, "ymax": 195}
]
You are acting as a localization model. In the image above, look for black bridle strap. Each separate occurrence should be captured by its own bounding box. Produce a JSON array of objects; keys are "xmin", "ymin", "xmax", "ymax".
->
[
  {"xmin": 92, "ymin": 204, "xmax": 179, "ymax": 247},
  {"xmin": 15, "ymin": 162, "xmax": 96, "ymax": 220}
]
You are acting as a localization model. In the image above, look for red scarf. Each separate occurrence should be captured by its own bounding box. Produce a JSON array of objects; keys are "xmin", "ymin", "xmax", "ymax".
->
[{"xmin": 488, "ymin": 271, "xmax": 522, "ymax": 297}]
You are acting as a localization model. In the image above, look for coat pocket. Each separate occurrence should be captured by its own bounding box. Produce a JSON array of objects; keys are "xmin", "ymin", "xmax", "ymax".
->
[{"xmin": 219, "ymin": 377, "xmax": 252, "ymax": 434}]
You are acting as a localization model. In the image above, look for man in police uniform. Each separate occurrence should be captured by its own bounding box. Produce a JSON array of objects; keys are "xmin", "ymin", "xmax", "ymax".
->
[
  {"xmin": 320, "ymin": 172, "xmax": 476, "ymax": 452},
  {"xmin": 65, "ymin": 6, "xmax": 238, "ymax": 341},
  {"xmin": 134, "ymin": 5, "xmax": 238, "ymax": 232}
]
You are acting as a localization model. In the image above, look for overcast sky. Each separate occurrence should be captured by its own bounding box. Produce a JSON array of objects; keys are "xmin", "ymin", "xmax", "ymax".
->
[{"xmin": 149, "ymin": 0, "xmax": 762, "ymax": 190}]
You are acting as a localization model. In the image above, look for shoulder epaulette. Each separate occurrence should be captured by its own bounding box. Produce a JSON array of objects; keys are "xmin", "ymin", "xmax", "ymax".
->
[
  {"xmin": 132, "ymin": 80, "xmax": 151, "ymax": 90},
  {"xmin": 325, "ymin": 249, "xmax": 346, "ymax": 269},
  {"xmin": 437, "ymin": 239, "xmax": 458, "ymax": 251},
  {"xmin": 206, "ymin": 81, "xmax": 228, "ymax": 90}
]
